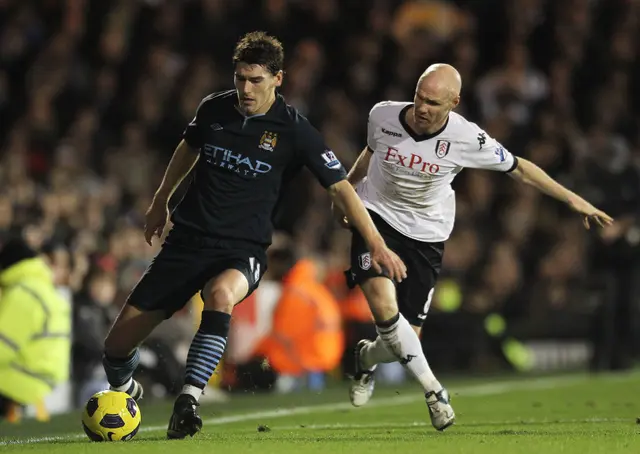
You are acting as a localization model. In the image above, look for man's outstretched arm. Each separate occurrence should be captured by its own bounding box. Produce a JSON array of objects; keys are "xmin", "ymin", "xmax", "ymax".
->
[{"xmin": 508, "ymin": 157, "xmax": 614, "ymax": 229}]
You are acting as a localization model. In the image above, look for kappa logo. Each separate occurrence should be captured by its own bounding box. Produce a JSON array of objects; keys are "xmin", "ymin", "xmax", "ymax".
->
[
  {"xmin": 358, "ymin": 252, "xmax": 372, "ymax": 271},
  {"xmin": 399, "ymin": 354, "xmax": 417, "ymax": 365},
  {"xmin": 435, "ymin": 140, "xmax": 451, "ymax": 158},
  {"xmin": 382, "ymin": 127, "xmax": 402, "ymax": 138},
  {"xmin": 477, "ymin": 132, "xmax": 486, "ymax": 149},
  {"xmin": 258, "ymin": 131, "xmax": 278, "ymax": 152}
]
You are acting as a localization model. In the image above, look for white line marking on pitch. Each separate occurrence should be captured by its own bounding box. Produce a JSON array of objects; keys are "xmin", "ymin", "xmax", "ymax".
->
[
  {"xmin": 0, "ymin": 375, "xmax": 590, "ymax": 445},
  {"xmin": 274, "ymin": 417, "xmax": 629, "ymax": 431}
]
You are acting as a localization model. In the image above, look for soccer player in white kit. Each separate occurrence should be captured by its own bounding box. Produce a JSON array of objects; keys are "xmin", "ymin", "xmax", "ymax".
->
[{"xmin": 337, "ymin": 64, "xmax": 613, "ymax": 431}]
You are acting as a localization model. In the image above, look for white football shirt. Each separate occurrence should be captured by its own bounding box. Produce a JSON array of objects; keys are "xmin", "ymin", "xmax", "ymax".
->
[{"xmin": 356, "ymin": 101, "xmax": 517, "ymax": 242}]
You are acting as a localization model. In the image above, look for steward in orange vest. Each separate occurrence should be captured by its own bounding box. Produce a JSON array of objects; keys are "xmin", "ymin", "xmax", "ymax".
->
[{"xmin": 255, "ymin": 251, "xmax": 344, "ymax": 377}]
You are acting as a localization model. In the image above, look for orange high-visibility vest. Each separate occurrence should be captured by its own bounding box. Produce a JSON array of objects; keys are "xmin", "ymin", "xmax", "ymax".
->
[
  {"xmin": 324, "ymin": 268, "xmax": 373, "ymax": 323},
  {"xmin": 340, "ymin": 288, "xmax": 373, "ymax": 323},
  {"xmin": 255, "ymin": 260, "xmax": 344, "ymax": 375}
]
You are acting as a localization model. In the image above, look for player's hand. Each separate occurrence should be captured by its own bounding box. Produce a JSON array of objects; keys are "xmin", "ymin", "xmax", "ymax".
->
[
  {"xmin": 144, "ymin": 199, "xmax": 170, "ymax": 246},
  {"xmin": 331, "ymin": 202, "xmax": 350, "ymax": 229},
  {"xmin": 567, "ymin": 196, "xmax": 614, "ymax": 230},
  {"xmin": 369, "ymin": 241, "xmax": 407, "ymax": 283}
]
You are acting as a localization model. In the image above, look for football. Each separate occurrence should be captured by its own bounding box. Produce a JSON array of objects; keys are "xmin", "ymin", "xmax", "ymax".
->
[{"xmin": 81, "ymin": 390, "xmax": 141, "ymax": 441}]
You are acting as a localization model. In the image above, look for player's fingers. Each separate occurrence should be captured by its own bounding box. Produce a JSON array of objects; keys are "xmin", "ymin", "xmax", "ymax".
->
[
  {"xmin": 391, "ymin": 257, "xmax": 405, "ymax": 282},
  {"xmin": 382, "ymin": 258, "xmax": 399, "ymax": 282},
  {"xmin": 144, "ymin": 228, "xmax": 153, "ymax": 246},
  {"xmin": 583, "ymin": 217, "xmax": 590, "ymax": 230},
  {"xmin": 386, "ymin": 263, "xmax": 398, "ymax": 282},
  {"xmin": 592, "ymin": 216, "xmax": 604, "ymax": 228},
  {"xmin": 395, "ymin": 266, "xmax": 404, "ymax": 283},
  {"xmin": 391, "ymin": 251, "xmax": 407, "ymax": 278},
  {"xmin": 399, "ymin": 259, "xmax": 408, "ymax": 279},
  {"xmin": 596, "ymin": 215, "xmax": 613, "ymax": 228},
  {"xmin": 155, "ymin": 222, "xmax": 165, "ymax": 238},
  {"xmin": 371, "ymin": 259, "xmax": 383, "ymax": 275},
  {"xmin": 389, "ymin": 257, "xmax": 402, "ymax": 282},
  {"xmin": 599, "ymin": 212, "xmax": 614, "ymax": 224}
]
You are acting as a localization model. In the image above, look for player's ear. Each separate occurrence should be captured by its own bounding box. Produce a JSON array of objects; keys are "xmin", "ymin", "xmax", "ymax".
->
[
  {"xmin": 273, "ymin": 70, "xmax": 283, "ymax": 87},
  {"xmin": 451, "ymin": 95, "xmax": 460, "ymax": 109}
]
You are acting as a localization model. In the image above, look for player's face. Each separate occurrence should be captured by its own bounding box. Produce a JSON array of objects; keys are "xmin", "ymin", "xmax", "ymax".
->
[
  {"xmin": 412, "ymin": 82, "xmax": 459, "ymax": 132},
  {"xmin": 234, "ymin": 62, "xmax": 283, "ymax": 116}
]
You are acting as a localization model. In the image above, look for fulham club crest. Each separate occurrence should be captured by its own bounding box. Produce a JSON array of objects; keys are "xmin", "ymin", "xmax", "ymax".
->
[
  {"xmin": 435, "ymin": 140, "xmax": 451, "ymax": 158},
  {"xmin": 358, "ymin": 252, "xmax": 372, "ymax": 271}
]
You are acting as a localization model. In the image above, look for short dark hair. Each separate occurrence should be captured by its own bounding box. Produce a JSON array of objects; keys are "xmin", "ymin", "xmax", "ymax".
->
[{"xmin": 232, "ymin": 31, "xmax": 284, "ymax": 76}]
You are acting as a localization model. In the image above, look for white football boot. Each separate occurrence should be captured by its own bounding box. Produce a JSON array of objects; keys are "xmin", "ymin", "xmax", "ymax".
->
[
  {"xmin": 349, "ymin": 340, "xmax": 376, "ymax": 407},
  {"xmin": 425, "ymin": 388, "xmax": 455, "ymax": 431}
]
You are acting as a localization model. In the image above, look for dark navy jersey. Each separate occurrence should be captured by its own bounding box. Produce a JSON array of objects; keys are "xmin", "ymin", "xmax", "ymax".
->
[{"xmin": 171, "ymin": 90, "xmax": 347, "ymax": 246}]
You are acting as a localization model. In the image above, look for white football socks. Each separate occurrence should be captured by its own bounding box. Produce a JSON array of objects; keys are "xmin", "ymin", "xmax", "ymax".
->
[
  {"xmin": 110, "ymin": 378, "xmax": 132, "ymax": 393},
  {"xmin": 181, "ymin": 384, "xmax": 204, "ymax": 401},
  {"xmin": 377, "ymin": 314, "xmax": 442, "ymax": 393},
  {"xmin": 360, "ymin": 336, "xmax": 396, "ymax": 370}
]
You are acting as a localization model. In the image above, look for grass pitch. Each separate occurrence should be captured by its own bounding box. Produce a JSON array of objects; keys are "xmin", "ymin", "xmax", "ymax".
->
[{"xmin": 1, "ymin": 372, "xmax": 639, "ymax": 453}]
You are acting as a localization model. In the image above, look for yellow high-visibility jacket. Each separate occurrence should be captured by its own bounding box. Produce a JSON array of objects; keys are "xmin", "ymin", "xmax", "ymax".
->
[{"xmin": 0, "ymin": 258, "xmax": 71, "ymax": 404}]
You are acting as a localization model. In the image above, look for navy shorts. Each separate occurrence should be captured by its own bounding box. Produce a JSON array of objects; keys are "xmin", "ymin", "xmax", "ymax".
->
[
  {"xmin": 346, "ymin": 210, "xmax": 444, "ymax": 327},
  {"xmin": 126, "ymin": 227, "xmax": 267, "ymax": 318}
]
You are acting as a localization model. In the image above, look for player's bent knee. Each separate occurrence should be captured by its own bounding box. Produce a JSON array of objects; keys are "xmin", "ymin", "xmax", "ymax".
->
[
  {"xmin": 361, "ymin": 277, "xmax": 399, "ymax": 323},
  {"xmin": 204, "ymin": 286, "xmax": 237, "ymax": 313},
  {"xmin": 203, "ymin": 269, "xmax": 250, "ymax": 313}
]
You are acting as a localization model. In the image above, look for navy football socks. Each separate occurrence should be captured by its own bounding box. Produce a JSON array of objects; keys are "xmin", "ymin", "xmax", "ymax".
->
[{"xmin": 182, "ymin": 310, "xmax": 231, "ymax": 399}]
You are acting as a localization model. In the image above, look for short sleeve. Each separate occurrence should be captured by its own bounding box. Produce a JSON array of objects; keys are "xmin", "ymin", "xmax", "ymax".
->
[
  {"xmin": 182, "ymin": 97, "xmax": 210, "ymax": 149},
  {"xmin": 454, "ymin": 127, "xmax": 518, "ymax": 172},
  {"xmin": 296, "ymin": 119, "xmax": 347, "ymax": 188},
  {"xmin": 366, "ymin": 109, "xmax": 376, "ymax": 151}
]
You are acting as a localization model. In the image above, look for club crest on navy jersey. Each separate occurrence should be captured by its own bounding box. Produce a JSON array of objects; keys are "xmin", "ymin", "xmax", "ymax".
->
[{"xmin": 258, "ymin": 131, "xmax": 278, "ymax": 151}]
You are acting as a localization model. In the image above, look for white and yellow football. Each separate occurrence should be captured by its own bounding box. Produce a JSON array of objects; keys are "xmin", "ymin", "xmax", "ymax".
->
[{"xmin": 81, "ymin": 390, "xmax": 141, "ymax": 441}]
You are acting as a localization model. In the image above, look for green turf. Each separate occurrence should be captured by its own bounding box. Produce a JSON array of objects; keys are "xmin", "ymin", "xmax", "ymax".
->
[{"xmin": 1, "ymin": 372, "xmax": 639, "ymax": 453}]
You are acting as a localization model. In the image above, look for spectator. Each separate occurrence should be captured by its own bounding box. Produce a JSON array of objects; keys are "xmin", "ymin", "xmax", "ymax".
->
[{"xmin": 0, "ymin": 237, "xmax": 71, "ymax": 419}]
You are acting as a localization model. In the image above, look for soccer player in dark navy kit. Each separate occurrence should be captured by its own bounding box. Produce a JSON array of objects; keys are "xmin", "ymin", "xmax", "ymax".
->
[{"xmin": 100, "ymin": 31, "xmax": 407, "ymax": 439}]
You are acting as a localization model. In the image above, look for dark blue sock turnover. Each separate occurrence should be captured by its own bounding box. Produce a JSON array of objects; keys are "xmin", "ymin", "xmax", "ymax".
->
[
  {"xmin": 184, "ymin": 310, "xmax": 231, "ymax": 389},
  {"xmin": 102, "ymin": 349, "xmax": 140, "ymax": 388}
]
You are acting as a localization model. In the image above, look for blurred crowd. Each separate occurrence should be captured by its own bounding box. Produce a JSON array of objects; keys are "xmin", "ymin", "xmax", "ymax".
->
[{"xmin": 1, "ymin": 0, "xmax": 639, "ymax": 385}]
